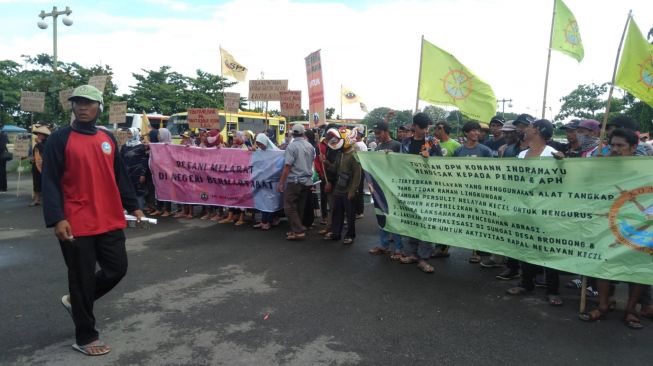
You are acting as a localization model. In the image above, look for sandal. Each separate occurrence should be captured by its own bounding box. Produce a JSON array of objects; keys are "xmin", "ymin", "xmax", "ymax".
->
[
  {"xmin": 368, "ymin": 247, "xmax": 389, "ymax": 255},
  {"xmin": 390, "ymin": 252, "xmax": 404, "ymax": 261},
  {"xmin": 261, "ymin": 223, "xmax": 271, "ymax": 230},
  {"xmin": 506, "ymin": 286, "xmax": 532, "ymax": 296},
  {"xmin": 342, "ymin": 238, "xmax": 354, "ymax": 245},
  {"xmin": 400, "ymin": 255, "xmax": 418, "ymax": 264},
  {"xmin": 468, "ymin": 253, "xmax": 481, "ymax": 264},
  {"xmin": 234, "ymin": 220, "xmax": 246, "ymax": 226},
  {"xmin": 417, "ymin": 261, "xmax": 434, "ymax": 273},
  {"xmin": 547, "ymin": 294, "xmax": 564, "ymax": 306},
  {"xmin": 286, "ymin": 232, "xmax": 305, "ymax": 241},
  {"xmin": 72, "ymin": 341, "xmax": 111, "ymax": 356},
  {"xmin": 61, "ymin": 295, "xmax": 72, "ymax": 318},
  {"xmin": 160, "ymin": 211, "xmax": 172, "ymax": 217},
  {"xmin": 624, "ymin": 312, "xmax": 644, "ymax": 330},
  {"xmin": 579, "ymin": 308, "xmax": 608, "ymax": 322},
  {"xmin": 149, "ymin": 210, "xmax": 162, "ymax": 216},
  {"xmin": 318, "ymin": 228, "xmax": 330, "ymax": 235},
  {"xmin": 253, "ymin": 222, "xmax": 264, "ymax": 228}
]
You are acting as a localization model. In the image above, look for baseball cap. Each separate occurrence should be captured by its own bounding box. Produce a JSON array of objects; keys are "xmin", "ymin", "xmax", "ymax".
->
[
  {"xmin": 513, "ymin": 113, "xmax": 535, "ymax": 126},
  {"xmin": 292, "ymin": 123, "xmax": 305, "ymax": 135},
  {"xmin": 412, "ymin": 112, "xmax": 432, "ymax": 129},
  {"xmin": 490, "ymin": 115, "xmax": 505, "ymax": 125},
  {"xmin": 373, "ymin": 121, "xmax": 389, "ymax": 132},
  {"xmin": 501, "ymin": 120, "xmax": 516, "ymax": 131},
  {"xmin": 559, "ymin": 119, "xmax": 580, "ymax": 130},
  {"xmin": 577, "ymin": 119, "xmax": 601, "ymax": 132},
  {"xmin": 68, "ymin": 85, "xmax": 103, "ymax": 104},
  {"xmin": 532, "ymin": 119, "xmax": 554, "ymax": 140},
  {"xmin": 399, "ymin": 124, "xmax": 411, "ymax": 131}
]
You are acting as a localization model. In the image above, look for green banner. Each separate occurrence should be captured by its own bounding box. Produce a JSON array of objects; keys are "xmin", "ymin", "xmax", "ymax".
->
[{"xmin": 357, "ymin": 152, "xmax": 653, "ymax": 285}]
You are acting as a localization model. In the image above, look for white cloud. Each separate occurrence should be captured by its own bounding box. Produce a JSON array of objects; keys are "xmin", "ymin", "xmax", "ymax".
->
[
  {"xmin": 144, "ymin": 0, "xmax": 190, "ymax": 12},
  {"xmin": 1, "ymin": 0, "xmax": 652, "ymax": 121}
]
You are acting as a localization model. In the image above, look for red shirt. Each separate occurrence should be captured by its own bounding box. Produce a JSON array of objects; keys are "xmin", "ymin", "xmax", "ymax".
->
[{"xmin": 62, "ymin": 131, "xmax": 126, "ymax": 236}]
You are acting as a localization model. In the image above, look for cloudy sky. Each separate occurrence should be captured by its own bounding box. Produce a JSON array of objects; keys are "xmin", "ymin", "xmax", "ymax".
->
[{"xmin": 1, "ymin": 0, "xmax": 652, "ymax": 121}]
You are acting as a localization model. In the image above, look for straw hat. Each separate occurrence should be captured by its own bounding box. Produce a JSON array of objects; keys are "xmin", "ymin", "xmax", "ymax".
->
[{"xmin": 32, "ymin": 125, "xmax": 51, "ymax": 136}]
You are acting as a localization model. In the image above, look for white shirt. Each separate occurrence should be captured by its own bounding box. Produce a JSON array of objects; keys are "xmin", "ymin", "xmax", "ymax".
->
[
  {"xmin": 518, "ymin": 145, "xmax": 557, "ymax": 159},
  {"xmin": 355, "ymin": 141, "xmax": 368, "ymax": 152}
]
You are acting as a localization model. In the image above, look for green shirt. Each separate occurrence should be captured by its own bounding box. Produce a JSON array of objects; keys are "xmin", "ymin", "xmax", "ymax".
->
[{"xmin": 439, "ymin": 139, "xmax": 461, "ymax": 157}]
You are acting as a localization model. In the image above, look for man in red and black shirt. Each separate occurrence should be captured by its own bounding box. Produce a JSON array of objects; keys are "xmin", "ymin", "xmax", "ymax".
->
[{"xmin": 42, "ymin": 85, "xmax": 142, "ymax": 356}]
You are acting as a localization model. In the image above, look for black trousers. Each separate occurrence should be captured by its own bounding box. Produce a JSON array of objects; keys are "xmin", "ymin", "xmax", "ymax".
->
[
  {"xmin": 520, "ymin": 262, "xmax": 559, "ymax": 295},
  {"xmin": 319, "ymin": 181, "xmax": 328, "ymax": 219},
  {"xmin": 355, "ymin": 176, "xmax": 365, "ymax": 216},
  {"xmin": 331, "ymin": 194, "xmax": 355, "ymax": 240},
  {"xmin": 59, "ymin": 229, "xmax": 128, "ymax": 345},
  {"xmin": 0, "ymin": 160, "xmax": 7, "ymax": 191}
]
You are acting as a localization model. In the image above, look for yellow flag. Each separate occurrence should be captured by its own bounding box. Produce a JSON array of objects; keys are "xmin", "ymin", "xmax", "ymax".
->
[
  {"xmin": 341, "ymin": 85, "xmax": 363, "ymax": 104},
  {"xmin": 418, "ymin": 38, "xmax": 496, "ymax": 122},
  {"xmin": 615, "ymin": 18, "xmax": 653, "ymax": 108},
  {"xmin": 220, "ymin": 47, "xmax": 248, "ymax": 82},
  {"xmin": 141, "ymin": 112, "xmax": 150, "ymax": 139},
  {"xmin": 551, "ymin": 0, "xmax": 584, "ymax": 62}
]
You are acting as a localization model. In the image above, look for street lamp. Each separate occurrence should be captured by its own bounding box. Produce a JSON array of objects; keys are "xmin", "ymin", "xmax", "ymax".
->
[
  {"xmin": 37, "ymin": 6, "xmax": 73, "ymax": 72},
  {"xmin": 496, "ymin": 98, "xmax": 513, "ymax": 117}
]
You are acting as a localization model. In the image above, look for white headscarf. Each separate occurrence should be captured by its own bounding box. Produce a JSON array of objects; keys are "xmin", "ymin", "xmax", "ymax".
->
[
  {"xmin": 158, "ymin": 128, "xmax": 172, "ymax": 143},
  {"xmin": 255, "ymin": 133, "xmax": 279, "ymax": 151},
  {"xmin": 125, "ymin": 128, "xmax": 142, "ymax": 147}
]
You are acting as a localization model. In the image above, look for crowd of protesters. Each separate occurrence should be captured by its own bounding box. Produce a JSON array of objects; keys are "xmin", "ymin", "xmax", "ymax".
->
[
  {"xmin": 123, "ymin": 109, "xmax": 653, "ymax": 330},
  {"xmin": 7, "ymin": 84, "xmax": 652, "ymax": 357}
]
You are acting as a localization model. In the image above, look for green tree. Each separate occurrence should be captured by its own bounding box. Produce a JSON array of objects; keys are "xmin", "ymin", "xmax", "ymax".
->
[
  {"xmin": 0, "ymin": 54, "xmax": 118, "ymax": 127},
  {"xmin": 325, "ymin": 107, "xmax": 335, "ymax": 119},
  {"xmin": 556, "ymin": 83, "xmax": 608, "ymax": 120},
  {"xmin": 184, "ymin": 70, "xmax": 236, "ymax": 109},
  {"xmin": 126, "ymin": 66, "xmax": 189, "ymax": 115},
  {"xmin": 422, "ymin": 105, "xmax": 449, "ymax": 123}
]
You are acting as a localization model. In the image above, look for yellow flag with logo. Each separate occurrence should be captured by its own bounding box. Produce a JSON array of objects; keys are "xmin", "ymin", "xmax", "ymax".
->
[
  {"xmin": 220, "ymin": 47, "xmax": 248, "ymax": 82},
  {"xmin": 341, "ymin": 85, "xmax": 362, "ymax": 104},
  {"xmin": 418, "ymin": 38, "xmax": 496, "ymax": 122},
  {"xmin": 551, "ymin": 0, "xmax": 584, "ymax": 62},
  {"xmin": 615, "ymin": 18, "xmax": 653, "ymax": 108}
]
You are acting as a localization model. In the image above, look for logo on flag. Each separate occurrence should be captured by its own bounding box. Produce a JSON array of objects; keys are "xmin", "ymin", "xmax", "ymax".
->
[
  {"xmin": 551, "ymin": 0, "xmax": 584, "ymax": 62},
  {"xmin": 443, "ymin": 69, "xmax": 473, "ymax": 100},
  {"xmin": 220, "ymin": 47, "xmax": 248, "ymax": 82},
  {"xmin": 564, "ymin": 21, "xmax": 581, "ymax": 47},
  {"xmin": 641, "ymin": 56, "xmax": 653, "ymax": 89}
]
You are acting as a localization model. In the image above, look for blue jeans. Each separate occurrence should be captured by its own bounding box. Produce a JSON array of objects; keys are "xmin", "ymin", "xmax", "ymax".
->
[
  {"xmin": 261, "ymin": 211, "xmax": 274, "ymax": 224},
  {"xmin": 136, "ymin": 195, "xmax": 145, "ymax": 210},
  {"xmin": 380, "ymin": 229, "xmax": 403, "ymax": 252},
  {"xmin": 405, "ymin": 237, "xmax": 433, "ymax": 261}
]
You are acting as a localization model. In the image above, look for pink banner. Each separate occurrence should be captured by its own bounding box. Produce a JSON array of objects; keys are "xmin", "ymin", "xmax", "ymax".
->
[{"xmin": 149, "ymin": 144, "xmax": 256, "ymax": 207}]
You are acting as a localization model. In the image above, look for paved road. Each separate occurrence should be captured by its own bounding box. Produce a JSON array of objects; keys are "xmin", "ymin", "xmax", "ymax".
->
[{"xmin": 1, "ymin": 173, "xmax": 652, "ymax": 365}]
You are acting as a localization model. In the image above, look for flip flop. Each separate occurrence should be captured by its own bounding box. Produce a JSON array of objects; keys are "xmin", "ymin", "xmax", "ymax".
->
[
  {"xmin": 624, "ymin": 312, "xmax": 644, "ymax": 330},
  {"xmin": 286, "ymin": 232, "xmax": 305, "ymax": 241},
  {"xmin": 61, "ymin": 295, "xmax": 72, "ymax": 318},
  {"xmin": 547, "ymin": 294, "xmax": 564, "ymax": 306},
  {"xmin": 417, "ymin": 261, "xmax": 434, "ymax": 273},
  {"xmin": 72, "ymin": 341, "xmax": 111, "ymax": 356}
]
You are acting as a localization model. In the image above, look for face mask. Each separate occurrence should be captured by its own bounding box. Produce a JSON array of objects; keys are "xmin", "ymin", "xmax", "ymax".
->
[{"xmin": 207, "ymin": 135, "xmax": 217, "ymax": 144}]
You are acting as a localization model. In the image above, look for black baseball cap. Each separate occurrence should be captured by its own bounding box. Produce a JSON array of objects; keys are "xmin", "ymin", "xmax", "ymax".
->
[
  {"xmin": 373, "ymin": 121, "xmax": 390, "ymax": 132},
  {"xmin": 559, "ymin": 119, "xmax": 580, "ymax": 130},
  {"xmin": 533, "ymin": 119, "xmax": 554, "ymax": 140},
  {"xmin": 514, "ymin": 113, "xmax": 535, "ymax": 126},
  {"xmin": 399, "ymin": 124, "xmax": 411, "ymax": 131},
  {"xmin": 490, "ymin": 115, "xmax": 505, "ymax": 125}
]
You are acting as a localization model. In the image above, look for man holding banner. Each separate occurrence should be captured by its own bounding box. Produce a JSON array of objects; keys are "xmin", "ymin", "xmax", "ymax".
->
[{"xmin": 277, "ymin": 124, "xmax": 315, "ymax": 240}]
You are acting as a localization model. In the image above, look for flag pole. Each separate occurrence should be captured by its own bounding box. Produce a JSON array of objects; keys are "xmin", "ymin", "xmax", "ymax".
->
[
  {"xmin": 541, "ymin": 0, "xmax": 556, "ymax": 120},
  {"xmin": 599, "ymin": 11, "xmax": 632, "ymax": 144},
  {"xmin": 415, "ymin": 35, "xmax": 424, "ymax": 114},
  {"xmin": 340, "ymin": 84, "xmax": 343, "ymax": 120}
]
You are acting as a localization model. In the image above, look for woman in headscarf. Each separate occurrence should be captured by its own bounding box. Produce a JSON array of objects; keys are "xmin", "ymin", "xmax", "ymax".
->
[
  {"xmin": 252, "ymin": 133, "xmax": 280, "ymax": 230},
  {"xmin": 120, "ymin": 128, "xmax": 149, "ymax": 210},
  {"xmin": 151, "ymin": 127, "xmax": 173, "ymax": 217},
  {"xmin": 29, "ymin": 125, "xmax": 51, "ymax": 206}
]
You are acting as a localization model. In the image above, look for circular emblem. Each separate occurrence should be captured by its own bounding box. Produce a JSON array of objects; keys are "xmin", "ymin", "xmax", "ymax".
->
[
  {"xmin": 640, "ymin": 55, "xmax": 653, "ymax": 89},
  {"xmin": 344, "ymin": 91, "xmax": 357, "ymax": 101},
  {"xmin": 442, "ymin": 69, "xmax": 473, "ymax": 100},
  {"xmin": 101, "ymin": 141, "xmax": 112, "ymax": 155},
  {"xmin": 279, "ymin": 123, "xmax": 285, "ymax": 132},
  {"xmin": 200, "ymin": 192, "xmax": 209, "ymax": 201},
  {"xmin": 564, "ymin": 20, "xmax": 582, "ymax": 47},
  {"xmin": 607, "ymin": 186, "xmax": 653, "ymax": 255}
]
